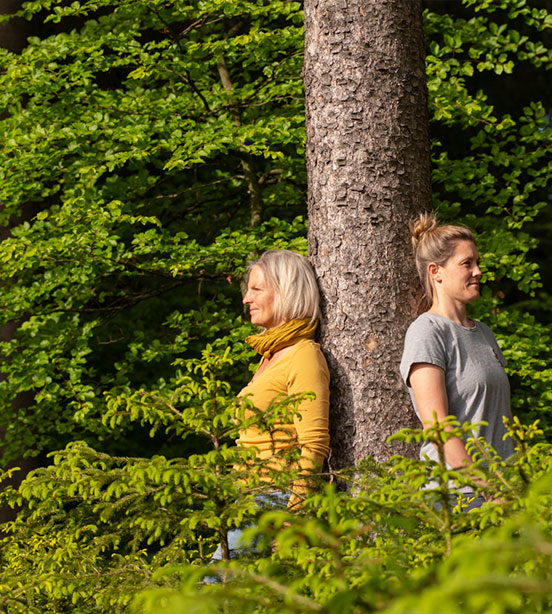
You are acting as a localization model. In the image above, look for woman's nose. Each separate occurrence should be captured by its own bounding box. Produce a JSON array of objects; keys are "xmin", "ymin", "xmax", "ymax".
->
[{"xmin": 243, "ymin": 291, "xmax": 251, "ymax": 304}]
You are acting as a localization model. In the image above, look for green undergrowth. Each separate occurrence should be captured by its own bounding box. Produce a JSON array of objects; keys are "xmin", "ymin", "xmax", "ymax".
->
[{"xmin": 0, "ymin": 348, "xmax": 550, "ymax": 614}]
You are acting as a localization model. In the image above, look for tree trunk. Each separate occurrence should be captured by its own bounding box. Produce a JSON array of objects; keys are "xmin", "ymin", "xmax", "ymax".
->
[
  {"xmin": 217, "ymin": 54, "xmax": 264, "ymax": 228},
  {"xmin": 304, "ymin": 0, "xmax": 432, "ymax": 468}
]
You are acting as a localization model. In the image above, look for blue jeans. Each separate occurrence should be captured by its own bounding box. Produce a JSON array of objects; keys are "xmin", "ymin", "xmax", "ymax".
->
[
  {"xmin": 445, "ymin": 492, "xmax": 486, "ymax": 512},
  {"xmin": 203, "ymin": 491, "xmax": 289, "ymax": 583},
  {"xmin": 209, "ymin": 491, "xmax": 290, "ymax": 561},
  {"xmin": 429, "ymin": 491, "xmax": 486, "ymax": 513},
  {"xmin": 462, "ymin": 494, "xmax": 486, "ymax": 511}
]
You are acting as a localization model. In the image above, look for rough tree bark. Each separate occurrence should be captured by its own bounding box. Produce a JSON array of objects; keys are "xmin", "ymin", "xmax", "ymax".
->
[{"xmin": 304, "ymin": 0, "xmax": 432, "ymax": 467}]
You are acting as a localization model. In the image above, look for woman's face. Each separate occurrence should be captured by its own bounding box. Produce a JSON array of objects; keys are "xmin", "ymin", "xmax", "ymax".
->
[
  {"xmin": 434, "ymin": 240, "xmax": 482, "ymax": 305},
  {"xmin": 243, "ymin": 266, "xmax": 281, "ymax": 329}
]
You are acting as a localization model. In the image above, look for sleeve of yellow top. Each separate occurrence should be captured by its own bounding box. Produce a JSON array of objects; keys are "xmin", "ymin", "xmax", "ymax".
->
[{"xmin": 286, "ymin": 343, "xmax": 330, "ymax": 509}]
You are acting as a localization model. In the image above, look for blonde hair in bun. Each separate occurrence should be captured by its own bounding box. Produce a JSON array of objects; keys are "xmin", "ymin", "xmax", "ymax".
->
[{"xmin": 409, "ymin": 212, "xmax": 475, "ymax": 302}]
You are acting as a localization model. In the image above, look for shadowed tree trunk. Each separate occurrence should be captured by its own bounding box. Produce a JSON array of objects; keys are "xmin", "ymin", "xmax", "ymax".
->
[
  {"xmin": 304, "ymin": 0, "xmax": 432, "ymax": 468},
  {"xmin": 0, "ymin": 0, "xmax": 40, "ymax": 522},
  {"xmin": 217, "ymin": 54, "xmax": 264, "ymax": 228}
]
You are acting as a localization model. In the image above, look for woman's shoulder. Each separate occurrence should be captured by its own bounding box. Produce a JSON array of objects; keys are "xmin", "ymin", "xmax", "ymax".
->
[
  {"xmin": 288, "ymin": 338, "xmax": 326, "ymax": 362},
  {"xmin": 285, "ymin": 339, "xmax": 329, "ymax": 389},
  {"xmin": 406, "ymin": 312, "xmax": 482, "ymax": 337},
  {"xmin": 405, "ymin": 312, "xmax": 448, "ymax": 338},
  {"xmin": 403, "ymin": 313, "xmax": 448, "ymax": 357},
  {"xmin": 284, "ymin": 338, "xmax": 329, "ymax": 376}
]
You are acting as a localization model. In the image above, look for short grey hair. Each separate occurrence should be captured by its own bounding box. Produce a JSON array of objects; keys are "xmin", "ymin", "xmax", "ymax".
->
[{"xmin": 246, "ymin": 249, "xmax": 321, "ymax": 325}]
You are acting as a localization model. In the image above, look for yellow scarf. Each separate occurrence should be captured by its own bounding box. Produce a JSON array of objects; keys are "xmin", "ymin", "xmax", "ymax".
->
[{"xmin": 246, "ymin": 318, "xmax": 318, "ymax": 359}]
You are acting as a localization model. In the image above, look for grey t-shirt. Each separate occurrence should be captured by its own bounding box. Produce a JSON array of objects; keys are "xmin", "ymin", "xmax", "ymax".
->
[{"xmin": 400, "ymin": 312, "xmax": 514, "ymax": 466}]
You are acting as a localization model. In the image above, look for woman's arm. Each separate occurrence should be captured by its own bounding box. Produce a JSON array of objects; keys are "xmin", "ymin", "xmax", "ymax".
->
[
  {"xmin": 286, "ymin": 343, "xmax": 330, "ymax": 507},
  {"xmin": 289, "ymin": 347, "xmax": 330, "ymax": 467},
  {"xmin": 409, "ymin": 363, "xmax": 473, "ymax": 469}
]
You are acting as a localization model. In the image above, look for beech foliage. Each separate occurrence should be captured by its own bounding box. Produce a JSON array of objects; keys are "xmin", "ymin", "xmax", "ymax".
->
[
  {"xmin": 0, "ymin": 0, "xmax": 550, "ymax": 460},
  {"xmin": 0, "ymin": 0, "xmax": 550, "ymax": 611}
]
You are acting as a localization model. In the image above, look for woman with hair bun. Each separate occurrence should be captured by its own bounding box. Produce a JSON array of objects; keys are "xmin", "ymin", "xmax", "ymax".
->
[{"xmin": 400, "ymin": 213, "xmax": 514, "ymax": 509}]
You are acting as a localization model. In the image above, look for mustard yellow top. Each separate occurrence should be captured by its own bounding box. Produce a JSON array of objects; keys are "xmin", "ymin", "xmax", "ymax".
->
[{"xmin": 237, "ymin": 338, "xmax": 330, "ymax": 507}]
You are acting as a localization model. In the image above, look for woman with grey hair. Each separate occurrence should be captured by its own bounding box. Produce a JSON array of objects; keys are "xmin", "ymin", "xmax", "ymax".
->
[
  {"xmin": 208, "ymin": 250, "xmax": 330, "ymax": 568},
  {"xmin": 239, "ymin": 249, "xmax": 330, "ymax": 509}
]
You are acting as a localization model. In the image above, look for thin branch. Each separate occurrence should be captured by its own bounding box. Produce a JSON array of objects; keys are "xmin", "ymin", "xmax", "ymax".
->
[{"xmin": 148, "ymin": 6, "xmax": 212, "ymax": 112}]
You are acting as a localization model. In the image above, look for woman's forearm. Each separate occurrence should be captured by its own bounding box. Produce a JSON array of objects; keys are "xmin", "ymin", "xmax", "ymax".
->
[{"xmin": 441, "ymin": 434, "xmax": 473, "ymax": 469}]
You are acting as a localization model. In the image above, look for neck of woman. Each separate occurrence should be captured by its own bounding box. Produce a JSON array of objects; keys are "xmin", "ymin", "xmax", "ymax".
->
[{"xmin": 428, "ymin": 299, "xmax": 473, "ymax": 328}]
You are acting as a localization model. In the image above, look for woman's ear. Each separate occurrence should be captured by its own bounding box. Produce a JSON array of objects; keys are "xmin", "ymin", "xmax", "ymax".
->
[{"xmin": 428, "ymin": 262, "xmax": 441, "ymax": 283}]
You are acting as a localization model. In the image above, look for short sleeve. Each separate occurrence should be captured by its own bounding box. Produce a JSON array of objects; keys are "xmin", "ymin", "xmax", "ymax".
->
[{"xmin": 400, "ymin": 315, "xmax": 447, "ymax": 387}]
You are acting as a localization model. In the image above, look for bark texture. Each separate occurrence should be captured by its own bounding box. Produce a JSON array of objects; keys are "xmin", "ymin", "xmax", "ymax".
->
[{"xmin": 304, "ymin": 0, "xmax": 432, "ymax": 467}]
